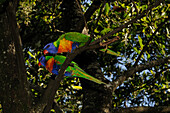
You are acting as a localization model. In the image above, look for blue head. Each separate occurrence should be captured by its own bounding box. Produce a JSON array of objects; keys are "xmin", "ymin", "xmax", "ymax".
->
[
  {"xmin": 64, "ymin": 72, "xmax": 72, "ymax": 77},
  {"xmin": 38, "ymin": 56, "xmax": 46, "ymax": 67},
  {"xmin": 43, "ymin": 43, "xmax": 58, "ymax": 55}
]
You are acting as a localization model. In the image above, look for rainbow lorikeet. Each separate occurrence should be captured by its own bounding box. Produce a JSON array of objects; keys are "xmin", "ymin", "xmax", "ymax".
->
[
  {"xmin": 38, "ymin": 55, "xmax": 106, "ymax": 84},
  {"xmin": 43, "ymin": 32, "xmax": 120, "ymax": 56}
]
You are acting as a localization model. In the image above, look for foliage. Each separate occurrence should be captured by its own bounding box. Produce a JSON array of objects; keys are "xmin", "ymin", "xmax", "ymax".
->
[{"xmin": 16, "ymin": 0, "xmax": 170, "ymax": 112}]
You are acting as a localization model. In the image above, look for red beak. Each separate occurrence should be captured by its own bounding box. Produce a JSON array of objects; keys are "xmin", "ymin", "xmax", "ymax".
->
[
  {"xmin": 38, "ymin": 62, "xmax": 42, "ymax": 66},
  {"xmin": 43, "ymin": 50, "xmax": 49, "ymax": 55}
]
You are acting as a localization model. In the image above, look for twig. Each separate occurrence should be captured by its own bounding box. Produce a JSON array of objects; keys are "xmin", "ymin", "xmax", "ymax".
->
[
  {"xmin": 133, "ymin": 17, "xmax": 169, "ymax": 67},
  {"xmin": 99, "ymin": 36, "xmax": 120, "ymax": 47},
  {"xmin": 112, "ymin": 56, "xmax": 170, "ymax": 91},
  {"xmin": 133, "ymin": 67, "xmax": 170, "ymax": 93},
  {"xmin": 131, "ymin": 0, "xmax": 138, "ymax": 16},
  {"xmin": 86, "ymin": 0, "xmax": 107, "ymax": 46},
  {"xmin": 113, "ymin": 106, "xmax": 170, "ymax": 113}
]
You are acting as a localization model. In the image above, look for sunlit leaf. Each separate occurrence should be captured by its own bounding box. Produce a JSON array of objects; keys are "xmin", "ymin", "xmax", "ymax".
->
[
  {"xmin": 100, "ymin": 28, "xmax": 112, "ymax": 35},
  {"xmin": 138, "ymin": 35, "xmax": 144, "ymax": 50},
  {"xmin": 105, "ymin": 3, "xmax": 110, "ymax": 16},
  {"xmin": 27, "ymin": 51, "xmax": 35, "ymax": 59},
  {"xmin": 133, "ymin": 47, "xmax": 140, "ymax": 54},
  {"xmin": 71, "ymin": 85, "xmax": 82, "ymax": 90}
]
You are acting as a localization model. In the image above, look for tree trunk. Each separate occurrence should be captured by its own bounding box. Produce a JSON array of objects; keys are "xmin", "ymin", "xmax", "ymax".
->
[
  {"xmin": 0, "ymin": 1, "xmax": 31, "ymax": 112},
  {"xmin": 59, "ymin": 0, "xmax": 85, "ymax": 32},
  {"xmin": 75, "ymin": 51, "xmax": 113, "ymax": 113}
]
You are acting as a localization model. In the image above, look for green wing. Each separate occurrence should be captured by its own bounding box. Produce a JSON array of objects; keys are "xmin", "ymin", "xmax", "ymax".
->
[
  {"xmin": 53, "ymin": 55, "xmax": 86, "ymax": 72},
  {"xmin": 63, "ymin": 32, "xmax": 90, "ymax": 42},
  {"xmin": 46, "ymin": 55, "xmax": 77, "ymax": 64},
  {"xmin": 45, "ymin": 56, "xmax": 53, "ymax": 60},
  {"xmin": 53, "ymin": 32, "xmax": 90, "ymax": 47},
  {"xmin": 53, "ymin": 55, "xmax": 66, "ymax": 65}
]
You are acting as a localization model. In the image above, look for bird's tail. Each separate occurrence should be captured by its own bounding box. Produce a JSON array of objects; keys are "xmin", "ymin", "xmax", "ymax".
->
[
  {"xmin": 100, "ymin": 48, "xmax": 120, "ymax": 56},
  {"xmin": 72, "ymin": 68, "xmax": 106, "ymax": 84}
]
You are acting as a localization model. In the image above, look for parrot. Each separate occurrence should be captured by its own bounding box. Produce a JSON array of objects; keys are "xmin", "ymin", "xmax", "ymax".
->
[
  {"xmin": 38, "ymin": 55, "xmax": 106, "ymax": 84},
  {"xmin": 43, "ymin": 32, "xmax": 120, "ymax": 56}
]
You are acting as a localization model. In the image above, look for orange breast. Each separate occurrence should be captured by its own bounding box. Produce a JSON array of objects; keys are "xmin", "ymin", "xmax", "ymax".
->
[
  {"xmin": 46, "ymin": 58, "xmax": 55, "ymax": 72},
  {"xmin": 58, "ymin": 38, "xmax": 73, "ymax": 53}
]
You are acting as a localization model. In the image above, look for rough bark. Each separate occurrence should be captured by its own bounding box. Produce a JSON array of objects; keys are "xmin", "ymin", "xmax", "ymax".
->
[
  {"xmin": 75, "ymin": 51, "xmax": 113, "ymax": 113},
  {"xmin": 58, "ymin": 0, "xmax": 85, "ymax": 32},
  {"xmin": 0, "ymin": 0, "xmax": 31, "ymax": 112}
]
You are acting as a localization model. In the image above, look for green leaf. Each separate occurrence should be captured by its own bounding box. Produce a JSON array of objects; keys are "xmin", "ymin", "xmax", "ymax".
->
[
  {"xmin": 133, "ymin": 47, "xmax": 140, "ymax": 54},
  {"xmin": 27, "ymin": 51, "xmax": 35, "ymax": 59},
  {"xmin": 146, "ymin": 51, "xmax": 151, "ymax": 59},
  {"xmin": 56, "ymin": 97, "xmax": 61, "ymax": 102},
  {"xmin": 100, "ymin": 28, "xmax": 112, "ymax": 35},
  {"xmin": 141, "ymin": 16, "xmax": 146, "ymax": 22},
  {"xmin": 51, "ymin": 109, "xmax": 55, "ymax": 112},
  {"xmin": 71, "ymin": 85, "xmax": 82, "ymax": 90},
  {"xmin": 104, "ymin": 3, "xmax": 110, "ymax": 16},
  {"xmin": 138, "ymin": 35, "xmax": 144, "ymax": 50}
]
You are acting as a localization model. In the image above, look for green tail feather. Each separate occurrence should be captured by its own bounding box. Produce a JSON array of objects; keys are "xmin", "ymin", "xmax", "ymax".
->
[
  {"xmin": 100, "ymin": 48, "xmax": 120, "ymax": 56},
  {"xmin": 71, "ymin": 67, "xmax": 106, "ymax": 84}
]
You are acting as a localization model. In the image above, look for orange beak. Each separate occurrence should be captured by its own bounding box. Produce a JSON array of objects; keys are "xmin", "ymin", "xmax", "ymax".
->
[
  {"xmin": 38, "ymin": 62, "xmax": 42, "ymax": 66},
  {"xmin": 43, "ymin": 50, "xmax": 49, "ymax": 55}
]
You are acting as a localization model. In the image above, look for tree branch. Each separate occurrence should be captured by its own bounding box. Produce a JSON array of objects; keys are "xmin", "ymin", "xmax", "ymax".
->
[
  {"xmin": 131, "ymin": 0, "xmax": 138, "ymax": 16},
  {"xmin": 87, "ymin": 0, "xmax": 107, "ymax": 45},
  {"xmin": 112, "ymin": 56, "xmax": 170, "ymax": 91},
  {"xmin": 133, "ymin": 67, "xmax": 170, "ymax": 93},
  {"xmin": 41, "ymin": 46, "xmax": 87, "ymax": 112},
  {"xmin": 113, "ymin": 106, "xmax": 170, "ymax": 113}
]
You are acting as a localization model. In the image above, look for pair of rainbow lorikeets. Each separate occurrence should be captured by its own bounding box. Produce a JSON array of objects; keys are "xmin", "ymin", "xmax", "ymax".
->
[{"xmin": 38, "ymin": 32, "xmax": 119, "ymax": 84}]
